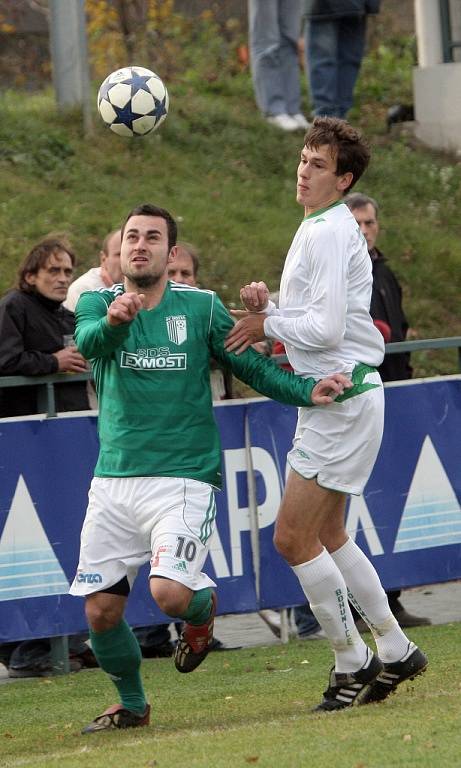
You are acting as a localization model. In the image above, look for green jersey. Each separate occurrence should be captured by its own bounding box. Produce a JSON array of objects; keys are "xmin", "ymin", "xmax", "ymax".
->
[{"xmin": 75, "ymin": 282, "xmax": 318, "ymax": 487}]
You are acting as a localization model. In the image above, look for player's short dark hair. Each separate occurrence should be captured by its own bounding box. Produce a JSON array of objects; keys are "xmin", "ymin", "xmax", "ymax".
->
[
  {"xmin": 176, "ymin": 241, "xmax": 200, "ymax": 278},
  {"xmin": 304, "ymin": 117, "xmax": 371, "ymax": 192},
  {"xmin": 344, "ymin": 192, "xmax": 379, "ymax": 218},
  {"xmin": 18, "ymin": 237, "xmax": 75, "ymax": 292},
  {"xmin": 122, "ymin": 203, "xmax": 178, "ymax": 251}
]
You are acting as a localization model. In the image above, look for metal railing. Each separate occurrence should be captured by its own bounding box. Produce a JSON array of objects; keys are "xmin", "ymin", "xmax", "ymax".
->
[
  {"xmin": 440, "ymin": 0, "xmax": 461, "ymax": 62},
  {"xmin": 1, "ymin": 337, "xmax": 460, "ymax": 419}
]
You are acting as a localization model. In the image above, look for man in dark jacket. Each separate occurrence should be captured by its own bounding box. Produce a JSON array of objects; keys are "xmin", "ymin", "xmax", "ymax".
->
[
  {"xmin": 303, "ymin": 1, "xmax": 381, "ymax": 118},
  {"xmin": 344, "ymin": 192, "xmax": 431, "ymax": 628},
  {"xmin": 0, "ymin": 237, "xmax": 90, "ymax": 417},
  {"xmin": 0, "ymin": 236, "xmax": 93, "ymax": 676}
]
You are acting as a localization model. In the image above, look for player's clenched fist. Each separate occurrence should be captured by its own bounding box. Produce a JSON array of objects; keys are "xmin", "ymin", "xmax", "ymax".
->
[
  {"xmin": 240, "ymin": 281, "xmax": 270, "ymax": 312},
  {"xmin": 107, "ymin": 292, "xmax": 145, "ymax": 326}
]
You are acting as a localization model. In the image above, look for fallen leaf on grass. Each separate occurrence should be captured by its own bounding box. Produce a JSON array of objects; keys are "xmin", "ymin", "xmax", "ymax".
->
[
  {"xmin": 225, "ymin": 696, "xmax": 233, "ymax": 700},
  {"xmin": 403, "ymin": 734, "xmax": 412, "ymax": 742},
  {"xmin": 245, "ymin": 757, "xmax": 259, "ymax": 763},
  {"xmin": 301, "ymin": 660, "xmax": 310, "ymax": 664}
]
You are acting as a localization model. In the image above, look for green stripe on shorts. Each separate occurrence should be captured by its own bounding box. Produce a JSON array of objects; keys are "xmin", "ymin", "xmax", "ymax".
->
[
  {"xmin": 334, "ymin": 363, "xmax": 380, "ymax": 403},
  {"xmin": 199, "ymin": 491, "xmax": 216, "ymax": 544}
]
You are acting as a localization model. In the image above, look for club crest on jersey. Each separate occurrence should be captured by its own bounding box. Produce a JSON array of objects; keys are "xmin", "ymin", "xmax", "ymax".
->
[{"xmin": 166, "ymin": 315, "xmax": 187, "ymax": 345}]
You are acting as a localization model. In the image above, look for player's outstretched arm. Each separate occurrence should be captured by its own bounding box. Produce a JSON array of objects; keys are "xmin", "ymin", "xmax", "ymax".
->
[{"xmin": 211, "ymin": 295, "xmax": 351, "ymax": 407}]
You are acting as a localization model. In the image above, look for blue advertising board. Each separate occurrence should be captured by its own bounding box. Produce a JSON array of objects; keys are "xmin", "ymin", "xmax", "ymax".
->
[{"xmin": 0, "ymin": 376, "xmax": 460, "ymax": 642}]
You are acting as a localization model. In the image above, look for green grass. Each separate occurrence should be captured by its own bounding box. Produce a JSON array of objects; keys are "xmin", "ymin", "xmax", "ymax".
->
[
  {"xmin": 0, "ymin": 33, "xmax": 460, "ymax": 379},
  {"xmin": 1, "ymin": 624, "xmax": 460, "ymax": 768}
]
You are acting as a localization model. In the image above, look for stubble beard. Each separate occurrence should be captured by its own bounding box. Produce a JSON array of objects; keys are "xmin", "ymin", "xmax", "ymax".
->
[{"xmin": 124, "ymin": 269, "xmax": 163, "ymax": 289}]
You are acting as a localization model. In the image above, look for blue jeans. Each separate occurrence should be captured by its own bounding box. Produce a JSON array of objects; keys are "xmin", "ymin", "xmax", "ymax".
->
[
  {"xmin": 248, "ymin": 0, "xmax": 302, "ymax": 116},
  {"xmin": 305, "ymin": 15, "xmax": 367, "ymax": 118},
  {"xmin": 294, "ymin": 602, "xmax": 321, "ymax": 637}
]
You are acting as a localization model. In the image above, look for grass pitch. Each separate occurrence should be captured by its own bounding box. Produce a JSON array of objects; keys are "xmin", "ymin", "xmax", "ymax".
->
[{"xmin": 1, "ymin": 623, "xmax": 460, "ymax": 768}]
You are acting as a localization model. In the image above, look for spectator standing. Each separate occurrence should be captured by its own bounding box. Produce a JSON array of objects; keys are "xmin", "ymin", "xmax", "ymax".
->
[
  {"xmin": 0, "ymin": 236, "xmax": 94, "ymax": 676},
  {"xmin": 248, "ymin": 0, "xmax": 309, "ymax": 131},
  {"xmin": 303, "ymin": 0, "xmax": 381, "ymax": 119},
  {"xmin": 0, "ymin": 237, "xmax": 90, "ymax": 418},
  {"xmin": 344, "ymin": 191, "xmax": 431, "ymax": 629},
  {"xmin": 64, "ymin": 229, "xmax": 122, "ymax": 312}
]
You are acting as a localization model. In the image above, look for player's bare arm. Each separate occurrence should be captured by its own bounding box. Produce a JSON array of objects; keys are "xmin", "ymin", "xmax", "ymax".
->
[
  {"xmin": 240, "ymin": 281, "xmax": 270, "ymax": 312},
  {"xmin": 225, "ymin": 311, "xmax": 267, "ymax": 355},
  {"xmin": 107, "ymin": 292, "xmax": 145, "ymax": 326}
]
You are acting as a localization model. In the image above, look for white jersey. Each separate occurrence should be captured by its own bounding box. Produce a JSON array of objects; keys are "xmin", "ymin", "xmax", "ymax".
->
[
  {"xmin": 264, "ymin": 202, "xmax": 385, "ymax": 378},
  {"xmin": 64, "ymin": 267, "xmax": 106, "ymax": 312}
]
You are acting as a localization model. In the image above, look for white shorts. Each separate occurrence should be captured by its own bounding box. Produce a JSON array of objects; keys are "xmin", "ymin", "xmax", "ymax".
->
[
  {"xmin": 70, "ymin": 476, "xmax": 217, "ymax": 597},
  {"xmin": 287, "ymin": 368, "xmax": 384, "ymax": 495}
]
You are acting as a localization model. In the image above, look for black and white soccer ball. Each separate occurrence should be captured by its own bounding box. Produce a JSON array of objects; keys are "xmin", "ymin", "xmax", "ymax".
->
[{"xmin": 97, "ymin": 66, "xmax": 169, "ymax": 137}]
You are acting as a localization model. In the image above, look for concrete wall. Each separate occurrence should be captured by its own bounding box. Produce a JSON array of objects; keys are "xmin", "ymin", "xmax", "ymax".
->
[{"xmin": 413, "ymin": 0, "xmax": 461, "ymax": 153}]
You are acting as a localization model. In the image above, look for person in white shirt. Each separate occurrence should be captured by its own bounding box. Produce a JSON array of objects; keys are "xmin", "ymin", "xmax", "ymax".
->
[
  {"xmin": 225, "ymin": 117, "xmax": 427, "ymax": 711},
  {"xmin": 64, "ymin": 229, "xmax": 122, "ymax": 312}
]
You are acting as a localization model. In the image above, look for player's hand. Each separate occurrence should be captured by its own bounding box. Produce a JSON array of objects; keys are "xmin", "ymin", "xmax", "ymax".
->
[
  {"xmin": 107, "ymin": 292, "xmax": 145, "ymax": 326},
  {"xmin": 311, "ymin": 373, "xmax": 353, "ymax": 405},
  {"xmin": 225, "ymin": 311, "xmax": 267, "ymax": 355},
  {"xmin": 240, "ymin": 281, "xmax": 270, "ymax": 312},
  {"xmin": 53, "ymin": 347, "xmax": 89, "ymax": 373}
]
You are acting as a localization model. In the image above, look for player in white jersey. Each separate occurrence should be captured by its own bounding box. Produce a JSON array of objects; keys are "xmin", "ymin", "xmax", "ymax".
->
[
  {"xmin": 225, "ymin": 117, "xmax": 427, "ymax": 710},
  {"xmin": 72, "ymin": 202, "xmax": 353, "ymax": 734}
]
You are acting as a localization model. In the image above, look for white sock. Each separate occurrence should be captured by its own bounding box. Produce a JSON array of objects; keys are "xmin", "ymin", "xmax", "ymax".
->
[
  {"xmin": 292, "ymin": 547, "xmax": 369, "ymax": 673},
  {"xmin": 330, "ymin": 537, "xmax": 410, "ymax": 663}
]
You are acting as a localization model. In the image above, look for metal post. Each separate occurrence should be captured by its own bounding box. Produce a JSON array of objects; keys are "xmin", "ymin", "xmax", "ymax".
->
[
  {"xmin": 50, "ymin": 636, "xmax": 70, "ymax": 675},
  {"xmin": 37, "ymin": 382, "xmax": 57, "ymax": 417},
  {"xmin": 48, "ymin": 0, "xmax": 93, "ymax": 134}
]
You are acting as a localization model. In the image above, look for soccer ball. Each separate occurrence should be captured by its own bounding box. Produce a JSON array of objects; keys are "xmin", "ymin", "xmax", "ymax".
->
[{"xmin": 97, "ymin": 66, "xmax": 169, "ymax": 137}]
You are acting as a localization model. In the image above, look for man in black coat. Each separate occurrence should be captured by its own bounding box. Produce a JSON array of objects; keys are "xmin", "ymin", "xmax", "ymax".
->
[
  {"xmin": 0, "ymin": 237, "xmax": 90, "ymax": 417},
  {"xmin": 0, "ymin": 236, "xmax": 94, "ymax": 676},
  {"xmin": 344, "ymin": 192, "xmax": 431, "ymax": 629}
]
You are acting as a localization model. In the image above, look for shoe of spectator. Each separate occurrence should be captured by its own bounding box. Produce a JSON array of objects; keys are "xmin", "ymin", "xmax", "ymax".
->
[
  {"xmin": 299, "ymin": 628, "xmax": 327, "ymax": 641},
  {"xmin": 361, "ymin": 643, "xmax": 428, "ymax": 704},
  {"xmin": 392, "ymin": 606, "xmax": 431, "ymax": 628},
  {"xmin": 266, "ymin": 113, "xmax": 299, "ymax": 132},
  {"xmin": 174, "ymin": 592, "xmax": 216, "ymax": 673},
  {"xmin": 140, "ymin": 640, "xmax": 175, "ymax": 659},
  {"xmin": 355, "ymin": 617, "xmax": 370, "ymax": 633},
  {"xmin": 70, "ymin": 645, "xmax": 99, "ymax": 669},
  {"xmin": 313, "ymin": 650, "xmax": 383, "ymax": 712},
  {"xmin": 81, "ymin": 703, "xmax": 150, "ymax": 734},
  {"xmin": 290, "ymin": 113, "xmax": 311, "ymax": 130},
  {"xmin": 259, "ymin": 609, "xmax": 281, "ymax": 638}
]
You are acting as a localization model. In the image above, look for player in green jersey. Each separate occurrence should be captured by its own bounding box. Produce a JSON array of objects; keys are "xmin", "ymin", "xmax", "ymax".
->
[{"xmin": 70, "ymin": 202, "xmax": 352, "ymax": 733}]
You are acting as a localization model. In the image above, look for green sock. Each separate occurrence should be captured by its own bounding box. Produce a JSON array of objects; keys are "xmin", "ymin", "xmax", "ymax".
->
[
  {"xmin": 181, "ymin": 588, "xmax": 213, "ymax": 625},
  {"xmin": 89, "ymin": 619, "xmax": 147, "ymax": 715}
]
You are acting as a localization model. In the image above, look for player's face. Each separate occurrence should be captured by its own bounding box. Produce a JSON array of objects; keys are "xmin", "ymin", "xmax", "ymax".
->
[
  {"xmin": 100, "ymin": 230, "xmax": 122, "ymax": 283},
  {"xmin": 168, "ymin": 249, "xmax": 196, "ymax": 286},
  {"xmin": 351, "ymin": 203, "xmax": 379, "ymax": 251},
  {"xmin": 296, "ymin": 145, "xmax": 352, "ymax": 214},
  {"xmin": 121, "ymin": 215, "xmax": 171, "ymax": 288},
  {"xmin": 25, "ymin": 251, "xmax": 74, "ymax": 302}
]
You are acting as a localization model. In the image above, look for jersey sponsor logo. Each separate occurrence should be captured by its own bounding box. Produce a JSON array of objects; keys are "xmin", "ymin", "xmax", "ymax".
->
[
  {"xmin": 166, "ymin": 315, "xmax": 187, "ymax": 345},
  {"xmin": 120, "ymin": 350, "xmax": 187, "ymax": 370},
  {"xmin": 76, "ymin": 571, "xmax": 103, "ymax": 584}
]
